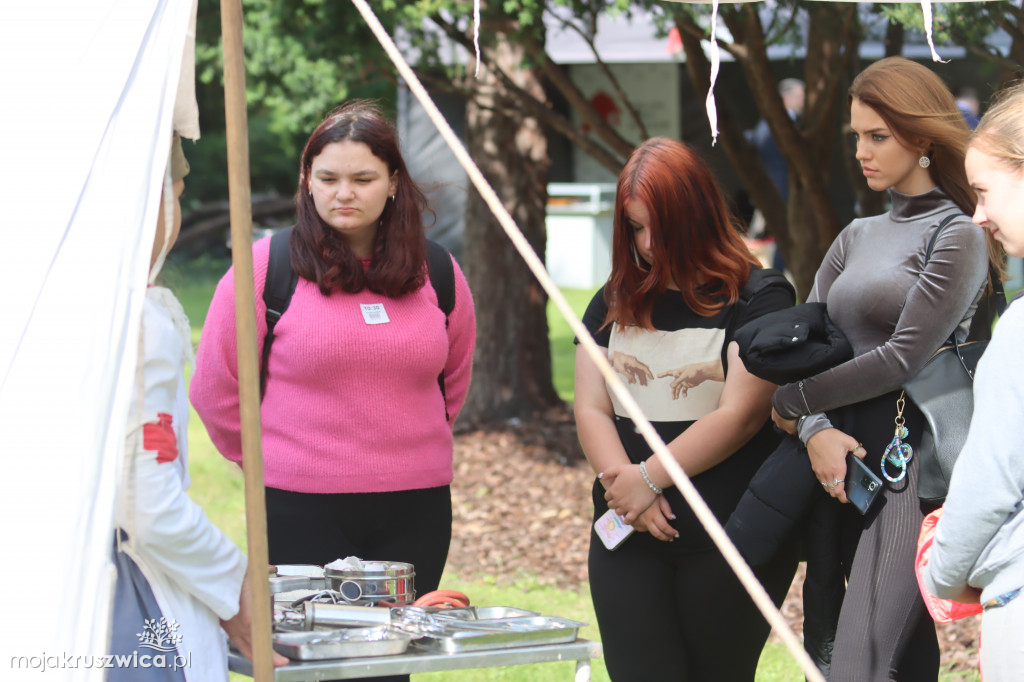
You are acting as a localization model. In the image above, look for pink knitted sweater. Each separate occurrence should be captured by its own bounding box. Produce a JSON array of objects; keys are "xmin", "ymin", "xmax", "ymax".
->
[{"xmin": 190, "ymin": 236, "xmax": 476, "ymax": 494}]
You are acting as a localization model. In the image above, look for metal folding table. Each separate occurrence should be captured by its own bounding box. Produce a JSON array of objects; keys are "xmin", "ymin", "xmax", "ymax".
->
[{"xmin": 229, "ymin": 638, "xmax": 602, "ymax": 681}]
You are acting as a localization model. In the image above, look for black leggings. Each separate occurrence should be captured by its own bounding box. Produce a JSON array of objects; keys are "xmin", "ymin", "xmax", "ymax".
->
[
  {"xmin": 266, "ymin": 486, "xmax": 452, "ymax": 682},
  {"xmin": 829, "ymin": 392, "xmax": 939, "ymax": 682},
  {"xmin": 589, "ymin": 528, "xmax": 798, "ymax": 681},
  {"xmin": 266, "ymin": 485, "xmax": 452, "ymax": 595}
]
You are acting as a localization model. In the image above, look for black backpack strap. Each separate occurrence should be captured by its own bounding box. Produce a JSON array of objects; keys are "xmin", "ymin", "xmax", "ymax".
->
[
  {"xmin": 260, "ymin": 226, "xmax": 298, "ymax": 396},
  {"xmin": 426, "ymin": 240, "xmax": 455, "ymax": 319},
  {"xmin": 426, "ymin": 239, "xmax": 456, "ymax": 420},
  {"xmin": 925, "ymin": 213, "xmax": 1006, "ymax": 343}
]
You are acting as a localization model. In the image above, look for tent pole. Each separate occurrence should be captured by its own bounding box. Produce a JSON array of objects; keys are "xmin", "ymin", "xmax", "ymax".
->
[{"xmin": 219, "ymin": 0, "xmax": 274, "ymax": 679}]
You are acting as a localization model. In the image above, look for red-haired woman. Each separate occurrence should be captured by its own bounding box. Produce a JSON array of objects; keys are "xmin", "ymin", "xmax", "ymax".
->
[
  {"xmin": 574, "ymin": 137, "xmax": 799, "ymax": 680},
  {"xmin": 190, "ymin": 101, "xmax": 476, "ymax": 641}
]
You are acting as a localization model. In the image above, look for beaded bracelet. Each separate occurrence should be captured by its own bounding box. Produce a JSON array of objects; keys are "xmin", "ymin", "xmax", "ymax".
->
[{"xmin": 638, "ymin": 460, "xmax": 663, "ymax": 495}]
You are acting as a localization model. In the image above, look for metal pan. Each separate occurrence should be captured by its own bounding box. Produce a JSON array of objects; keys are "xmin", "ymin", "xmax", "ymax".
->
[
  {"xmin": 411, "ymin": 616, "xmax": 582, "ymax": 654},
  {"xmin": 273, "ymin": 627, "xmax": 411, "ymax": 660},
  {"xmin": 435, "ymin": 606, "xmax": 541, "ymax": 621}
]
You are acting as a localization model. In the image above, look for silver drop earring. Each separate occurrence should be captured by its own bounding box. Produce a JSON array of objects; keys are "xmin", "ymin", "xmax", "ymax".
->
[{"xmin": 918, "ymin": 155, "xmax": 931, "ymax": 169}]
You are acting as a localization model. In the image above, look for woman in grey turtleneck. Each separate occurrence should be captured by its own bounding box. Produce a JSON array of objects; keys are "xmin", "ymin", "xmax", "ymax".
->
[{"xmin": 771, "ymin": 57, "xmax": 1002, "ymax": 681}]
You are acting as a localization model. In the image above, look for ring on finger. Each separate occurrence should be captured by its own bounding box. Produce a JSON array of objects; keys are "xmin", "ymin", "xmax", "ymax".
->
[
  {"xmin": 833, "ymin": 478, "xmax": 844, "ymax": 486},
  {"xmin": 827, "ymin": 483, "xmax": 835, "ymax": 490},
  {"xmin": 821, "ymin": 482, "xmax": 829, "ymax": 489}
]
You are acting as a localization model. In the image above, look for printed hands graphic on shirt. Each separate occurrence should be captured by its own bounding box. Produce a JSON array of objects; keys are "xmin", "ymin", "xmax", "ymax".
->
[
  {"xmin": 609, "ymin": 352, "xmax": 655, "ymax": 386},
  {"xmin": 609, "ymin": 352, "xmax": 723, "ymax": 400},
  {"xmin": 658, "ymin": 360, "xmax": 725, "ymax": 400}
]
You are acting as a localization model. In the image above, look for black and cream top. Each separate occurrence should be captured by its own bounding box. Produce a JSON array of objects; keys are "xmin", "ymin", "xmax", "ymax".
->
[{"xmin": 580, "ymin": 270, "xmax": 794, "ymax": 551}]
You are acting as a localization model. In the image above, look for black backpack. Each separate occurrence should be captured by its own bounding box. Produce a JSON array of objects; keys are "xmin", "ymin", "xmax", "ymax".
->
[{"xmin": 260, "ymin": 226, "xmax": 456, "ymax": 418}]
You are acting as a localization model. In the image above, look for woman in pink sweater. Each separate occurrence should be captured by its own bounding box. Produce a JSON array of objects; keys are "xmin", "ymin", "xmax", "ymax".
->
[{"xmin": 190, "ymin": 102, "xmax": 476, "ymax": 619}]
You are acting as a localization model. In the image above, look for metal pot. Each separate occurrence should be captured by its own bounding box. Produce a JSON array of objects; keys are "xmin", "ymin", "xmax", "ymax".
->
[{"xmin": 323, "ymin": 561, "xmax": 415, "ymax": 606}]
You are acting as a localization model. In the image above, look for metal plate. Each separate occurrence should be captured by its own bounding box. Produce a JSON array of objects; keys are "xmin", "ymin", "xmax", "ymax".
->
[
  {"xmin": 273, "ymin": 627, "xmax": 411, "ymax": 660},
  {"xmin": 275, "ymin": 564, "xmax": 326, "ymax": 578},
  {"xmin": 469, "ymin": 606, "xmax": 541, "ymax": 620},
  {"xmin": 411, "ymin": 616, "xmax": 581, "ymax": 654}
]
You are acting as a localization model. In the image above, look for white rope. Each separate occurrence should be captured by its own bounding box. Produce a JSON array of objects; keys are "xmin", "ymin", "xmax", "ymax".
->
[{"xmin": 349, "ymin": 1, "xmax": 824, "ymax": 679}]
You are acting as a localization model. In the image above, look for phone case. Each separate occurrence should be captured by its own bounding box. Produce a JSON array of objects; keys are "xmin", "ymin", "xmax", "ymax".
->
[
  {"xmin": 594, "ymin": 508, "xmax": 634, "ymax": 550},
  {"xmin": 846, "ymin": 452, "xmax": 883, "ymax": 515}
]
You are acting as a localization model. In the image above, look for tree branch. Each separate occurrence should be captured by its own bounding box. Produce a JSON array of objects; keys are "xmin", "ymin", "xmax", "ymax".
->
[
  {"xmin": 429, "ymin": 12, "xmax": 627, "ymax": 174},
  {"xmin": 545, "ymin": 7, "xmax": 648, "ymax": 139},
  {"xmin": 673, "ymin": 10, "xmax": 748, "ymax": 62}
]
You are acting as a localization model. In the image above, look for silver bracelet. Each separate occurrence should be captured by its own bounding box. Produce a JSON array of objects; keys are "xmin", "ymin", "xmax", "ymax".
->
[{"xmin": 638, "ymin": 460, "xmax": 663, "ymax": 495}]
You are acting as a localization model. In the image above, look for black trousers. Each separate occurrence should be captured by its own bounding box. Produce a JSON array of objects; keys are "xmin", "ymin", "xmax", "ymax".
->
[
  {"xmin": 589, "ymin": 526, "xmax": 799, "ymax": 681},
  {"xmin": 266, "ymin": 485, "xmax": 452, "ymax": 682}
]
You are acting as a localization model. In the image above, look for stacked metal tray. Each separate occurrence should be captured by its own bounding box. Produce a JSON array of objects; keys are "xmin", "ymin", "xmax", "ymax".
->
[
  {"xmin": 273, "ymin": 627, "xmax": 411, "ymax": 660},
  {"xmin": 269, "ymin": 603, "xmax": 584, "ymax": 661},
  {"xmin": 410, "ymin": 615, "xmax": 583, "ymax": 654}
]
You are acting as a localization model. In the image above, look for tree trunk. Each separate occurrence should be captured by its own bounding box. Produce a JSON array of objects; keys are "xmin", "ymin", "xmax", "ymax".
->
[
  {"xmin": 678, "ymin": 5, "xmax": 849, "ymax": 298},
  {"xmin": 458, "ymin": 31, "xmax": 561, "ymax": 426}
]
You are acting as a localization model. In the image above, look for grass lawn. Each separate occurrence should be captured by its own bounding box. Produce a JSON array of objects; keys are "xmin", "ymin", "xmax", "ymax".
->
[{"xmin": 170, "ymin": 257, "xmax": 978, "ymax": 681}]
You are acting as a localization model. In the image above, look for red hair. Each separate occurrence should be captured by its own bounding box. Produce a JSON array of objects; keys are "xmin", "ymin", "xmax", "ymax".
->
[
  {"xmin": 604, "ymin": 138, "xmax": 758, "ymax": 329},
  {"xmin": 292, "ymin": 100, "xmax": 432, "ymax": 297}
]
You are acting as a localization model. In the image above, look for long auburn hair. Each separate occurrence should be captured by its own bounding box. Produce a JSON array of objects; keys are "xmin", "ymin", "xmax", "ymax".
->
[
  {"xmin": 292, "ymin": 100, "xmax": 431, "ymax": 297},
  {"xmin": 604, "ymin": 137, "xmax": 759, "ymax": 330},
  {"xmin": 850, "ymin": 57, "xmax": 1003, "ymax": 275}
]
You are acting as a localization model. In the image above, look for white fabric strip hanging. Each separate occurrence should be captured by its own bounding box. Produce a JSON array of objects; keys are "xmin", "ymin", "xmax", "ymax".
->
[
  {"xmin": 473, "ymin": 0, "xmax": 482, "ymax": 77},
  {"xmin": 921, "ymin": 0, "xmax": 947, "ymax": 63},
  {"xmin": 706, "ymin": 0, "xmax": 722, "ymax": 144}
]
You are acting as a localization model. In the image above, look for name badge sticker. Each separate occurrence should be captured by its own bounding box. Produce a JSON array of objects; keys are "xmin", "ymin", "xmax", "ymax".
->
[{"xmin": 360, "ymin": 303, "xmax": 390, "ymax": 325}]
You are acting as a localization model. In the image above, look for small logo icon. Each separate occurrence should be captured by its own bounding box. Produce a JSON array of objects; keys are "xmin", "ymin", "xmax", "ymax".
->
[{"xmin": 137, "ymin": 618, "xmax": 183, "ymax": 652}]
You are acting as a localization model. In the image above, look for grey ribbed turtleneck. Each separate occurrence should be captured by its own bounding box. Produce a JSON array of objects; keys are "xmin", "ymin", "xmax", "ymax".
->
[{"xmin": 773, "ymin": 186, "xmax": 989, "ymax": 421}]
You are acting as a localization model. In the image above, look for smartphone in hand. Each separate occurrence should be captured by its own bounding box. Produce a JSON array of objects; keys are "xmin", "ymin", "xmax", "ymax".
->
[
  {"xmin": 846, "ymin": 451, "xmax": 883, "ymax": 515},
  {"xmin": 594, "ymin": 508, "xmax": 634, "ymax": 550}
]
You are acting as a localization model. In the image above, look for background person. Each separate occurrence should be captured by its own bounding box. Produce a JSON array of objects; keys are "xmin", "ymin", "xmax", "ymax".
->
[
  {"xmin": 957, "ymin": 86, "xmax": 982, "ymax": 129},
  {"xmin": 926, "ymin": 81, "xmax": 1024, "ymax": 682},
  {"xmin": 751, "ymin": 78, "xmax": 806, "ymax": 202},
  {"xmin": 771, "ymin": 57, "xmax": 1001, "ymax": 681},
  {"xmin": 749, "ymin": 78, "xmax": 805, "ymax": 272},
  {"xmin": 190, "ymin": 101, "xmax": 475, "ymax": 680},
  {"xmin": 574, "ymin": 137, "xmax": 798, "ymax": 680},
  {"xmin": 110, "ymin": 135, "xmax": 287, "ymax": 682}
]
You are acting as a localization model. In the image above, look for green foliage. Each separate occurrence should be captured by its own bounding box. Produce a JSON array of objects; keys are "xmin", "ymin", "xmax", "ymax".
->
[
  {"xmin": 881, "ymin": 3, "xmax": 1000, "ymax": 48},
  {"xmin": 880, "ymin": 2, "xmax": 1022, "ymax": 75},
  {"xmin": 548, "ymin": 287, "xmax": 600, "ymax": 402},
  {"xmin": 190, "ymin": 0, "xmax": 397, "ymax": 207}
]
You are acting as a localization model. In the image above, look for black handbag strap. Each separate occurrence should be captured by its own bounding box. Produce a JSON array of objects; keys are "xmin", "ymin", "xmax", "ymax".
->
[
  {"xmin": 921, "ymin": 214, "xmax": 1007, "ymax": 346},
  {"xmin": 924, "ymin": 213, "xmax": 1006, "ymax": 378}
]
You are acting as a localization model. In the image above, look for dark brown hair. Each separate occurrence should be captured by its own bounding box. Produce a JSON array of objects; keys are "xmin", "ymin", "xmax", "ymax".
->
[
  {"xmin": 850, "ymin": 57, "xmax": 1003, "ymax": 278},
  {"xmin": 604, "ymin": 137, "xmax": 759, "ymax": 330},
  {"xmin": 292, "ymin": 100, "xmax": 431, "ymax": 297}
]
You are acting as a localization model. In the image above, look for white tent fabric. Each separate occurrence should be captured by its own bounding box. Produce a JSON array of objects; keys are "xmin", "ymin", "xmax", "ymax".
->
[{"xmin": 0, "ymin": 1, "xmax": 197, "ymax": 678}]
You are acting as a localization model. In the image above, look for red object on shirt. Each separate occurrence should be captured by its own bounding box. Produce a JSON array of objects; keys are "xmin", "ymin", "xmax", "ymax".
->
[{"xmin": 144, "ymin": 412, "xmax": 179, "ymax": 464}]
